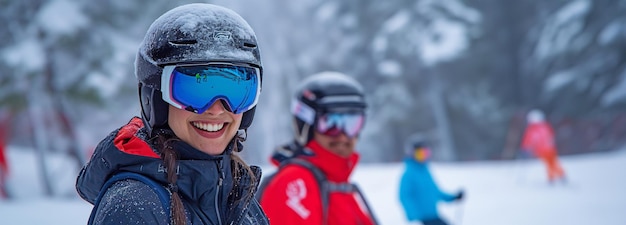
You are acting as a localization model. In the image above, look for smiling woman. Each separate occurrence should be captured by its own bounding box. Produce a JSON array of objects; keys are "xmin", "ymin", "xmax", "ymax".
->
[
  {"xmin": 74, "ymin": 3, "xmax": 268, "ymax": 225},
  {"xmin": 168, "ymin": 101, "xmax": 243, "ymax": 155}
]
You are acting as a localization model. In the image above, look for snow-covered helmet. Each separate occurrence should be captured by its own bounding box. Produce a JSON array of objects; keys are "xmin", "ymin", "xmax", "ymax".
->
[
  {"xmin": 527, "ymin": 109, "xmax": 545, "ymax": 124},
  {"xmin": 291, "ymin": 72, "xmax": 367, "ymax": 145},
  {"xmin": 135, "ymin": 4, "xmax": 262, "ymax": 135}
]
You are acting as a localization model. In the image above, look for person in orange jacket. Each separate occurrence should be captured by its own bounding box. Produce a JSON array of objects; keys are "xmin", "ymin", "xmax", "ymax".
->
[
  {"xmin": 520, "ymin": 109, "xmax": 566, "ymax": 183},
  {"xmin": 258, "ymin": 72, "xmax": 378, "ymax": 225}
]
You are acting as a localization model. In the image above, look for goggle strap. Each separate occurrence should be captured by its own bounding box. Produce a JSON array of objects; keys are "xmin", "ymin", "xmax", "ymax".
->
[
  {"xmin": 161, "ymin": 66, "xmax": 176, "ymax": 108},
  {"xmin": 292, "ymin": 99, "xmax": 315, "ymax": 125}
]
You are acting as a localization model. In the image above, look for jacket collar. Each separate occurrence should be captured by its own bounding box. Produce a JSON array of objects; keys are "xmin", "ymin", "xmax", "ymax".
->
[
  {"xmin": 301, "ymin": 140, "xmax": 360, "ymax": 182},
  {"xmin": 77, "ymin": 117, "xmax": 233, "ymax": 208},
  {"xmin": 77, "ymin": 117, "xmax": 264, "ymax": 224}
]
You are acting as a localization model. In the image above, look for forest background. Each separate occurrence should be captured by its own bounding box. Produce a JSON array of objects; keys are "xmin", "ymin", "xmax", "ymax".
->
[{"xmin": 1, "ymin": 0, "xmax": 625, "ymax": 169}]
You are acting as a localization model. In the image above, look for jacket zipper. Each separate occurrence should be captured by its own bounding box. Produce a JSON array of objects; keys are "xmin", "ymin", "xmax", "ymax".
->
[{"xmin": 215, "ymin": 159, "xmax": 224, "ymax": 225}]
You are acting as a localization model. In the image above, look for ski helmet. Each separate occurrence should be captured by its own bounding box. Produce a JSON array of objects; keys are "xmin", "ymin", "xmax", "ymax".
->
[
  {"xmin": 291, "ymin": 72, "xmax": 367, "ymax": 145},
  {"xmin": 405, "ymin": 133, "xmax": 428, "ymax": 155},
  {"xmin": 135, "ymin": 3, "xmax": 262, "ymax": 135},
  {"xmin": 527, "ymin": 109, "xmax": 545, "ymax": 124},
  {"xmin": 405, "ymin": 133, "xmax": 430, "ymax": 162}
]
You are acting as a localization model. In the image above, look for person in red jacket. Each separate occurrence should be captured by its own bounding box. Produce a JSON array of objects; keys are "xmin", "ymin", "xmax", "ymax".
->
[
  {"xmin": 520, "ymin": 109, "xmax": 566, "ymax": 183},
  {"xmin": 0, "ymin": 135, "xmax": 7, "ymax": 199},
  {"xmin": 258, "ymin": 72, "xmax": 378, "ymax": 225},
  {"xmin": 0, "ymin": 111, "xmax": 9, "ymax": 199}
]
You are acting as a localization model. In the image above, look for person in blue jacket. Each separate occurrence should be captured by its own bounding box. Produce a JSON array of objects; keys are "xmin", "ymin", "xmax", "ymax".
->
[{"xmin": 399, "ymin": 135, "xmax": 464, "ymax": 225}]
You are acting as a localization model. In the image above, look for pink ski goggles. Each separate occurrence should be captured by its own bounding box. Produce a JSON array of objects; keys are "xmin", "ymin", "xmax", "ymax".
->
[{"xmin": 316, "ymin": 113, "xmax": 365, "ymax": 138}]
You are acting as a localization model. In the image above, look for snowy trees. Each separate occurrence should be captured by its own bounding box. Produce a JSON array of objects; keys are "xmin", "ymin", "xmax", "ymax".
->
[{"xmin": 1, "ymin": 0, "xmax": 625, "ymax": 170}]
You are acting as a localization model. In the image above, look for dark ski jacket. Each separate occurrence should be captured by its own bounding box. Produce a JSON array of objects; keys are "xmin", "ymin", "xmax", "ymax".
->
[{"xmin": 76, "ymin": 117, "xmax": 268, "ymax": 225}]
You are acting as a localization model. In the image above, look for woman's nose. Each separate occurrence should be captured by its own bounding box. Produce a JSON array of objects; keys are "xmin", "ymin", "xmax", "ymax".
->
[
  {"xmin": 333, "ymin": 132, "xmax": 352, "ymax": 141},
  {"xmin": 203, "ymin": 100, "xmax": 227, "ymax": 115}
]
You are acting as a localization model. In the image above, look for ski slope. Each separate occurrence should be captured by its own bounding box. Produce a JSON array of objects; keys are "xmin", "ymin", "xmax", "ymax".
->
[
  {"xmin": 354, "ymin": 150, "xmax": 626, "ymax": 225},
  {"xmin": 0, "ymin": 146, "xmax": 625, "ymax": 225}
]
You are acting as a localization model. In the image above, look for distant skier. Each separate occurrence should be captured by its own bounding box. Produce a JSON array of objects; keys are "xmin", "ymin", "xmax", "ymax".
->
[
  {"xmin": 399, "ymin": 135, "xmax": 464, "ymax": 225},
  {"xmin": 0, "ymin": 112, "xmax": 9, "ymax": 199},
  {"xmin": 520, "ymin": 109, "xmax": 566, "ymax": 183}
]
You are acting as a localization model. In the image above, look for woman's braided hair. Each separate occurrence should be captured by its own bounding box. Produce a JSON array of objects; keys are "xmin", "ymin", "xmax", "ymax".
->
[{"xmin": 153, "ymin": 130, "xmax": 256, "ymax": 225}]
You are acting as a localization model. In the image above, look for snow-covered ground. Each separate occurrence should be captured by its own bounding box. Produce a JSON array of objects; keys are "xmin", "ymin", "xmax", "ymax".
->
[
  {"xmin": 356, "ymin": 149, "xmax": 626, "ymax": 225},
  {"xmin": 1, "ymin": 146, "xmax": 625, "ymax": 225}
]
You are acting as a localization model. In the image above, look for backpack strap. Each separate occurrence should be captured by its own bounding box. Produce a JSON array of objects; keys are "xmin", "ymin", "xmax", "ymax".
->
[
  {"xmin": 284, "ymin": 158, "xmax": 330, "ymax": 222},
  {"xmin": 255, "ymin": 157, "xmax": 325, "ymax": 203},
  {"xmin": 350, "ymin": 183, "xmax": 380, "ymax": 225},
  {"xmin": 87, "ymin": 172, "xmax": 171, "ymax": 225},
  {"xmin": 256, "ymin": 157, "xmax": 379, "ymax": 225},
  {"xmin": 254, "ymin": 158, "xmax": 331, "ymax": 223},
  {"xmin": 288, "ymin": 159, "xmax": 380, "ymax": 225}
]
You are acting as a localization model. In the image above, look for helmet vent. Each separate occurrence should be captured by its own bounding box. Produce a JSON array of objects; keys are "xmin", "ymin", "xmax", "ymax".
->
[
  {"xmin": 243, "ymin": 42, "xmax": 257, "ymax": 48},
  {"xmin": 169, "ymin": 39, "xmax": 198, "ymax": 46}
]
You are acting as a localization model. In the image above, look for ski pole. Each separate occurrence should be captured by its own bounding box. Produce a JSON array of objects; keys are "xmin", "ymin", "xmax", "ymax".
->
[{"xmin": 454, "ymin": 199, "xmax": 464, "ymax": 225}]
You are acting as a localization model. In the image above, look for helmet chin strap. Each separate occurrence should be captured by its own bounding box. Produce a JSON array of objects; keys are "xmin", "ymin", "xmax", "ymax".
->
[
  {"xmin": 239, "ymin": 106, "xmax": 256, "ymax": 130},
  {"xmin": 294, "ymin": 121, "xmax": 311, "ymax": 146},
  {"xmin": 139, "ymin": 83, "xmax": 170, "ymax": 137}
]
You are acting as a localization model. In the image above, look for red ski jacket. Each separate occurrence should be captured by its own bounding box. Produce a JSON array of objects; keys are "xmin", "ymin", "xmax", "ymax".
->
[
  {"xmin": 260, "ymin": 140, "xmax": 376, "ymax": 225},
  {"xmin": 521, "ymin": 121, "xmax": 557, "ymax": 157},
  {"xmin": 0, "ymin": 134, "xmax": 7, "ymax": 174}
]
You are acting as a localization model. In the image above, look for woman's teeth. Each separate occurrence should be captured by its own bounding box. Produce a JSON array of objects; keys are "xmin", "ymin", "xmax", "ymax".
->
[{"xmin": 192, "ymin": 122, "xmax": 224, "ymax": 132}]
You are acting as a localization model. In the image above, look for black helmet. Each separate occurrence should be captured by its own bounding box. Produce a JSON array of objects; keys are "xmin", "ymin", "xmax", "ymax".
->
[
  {"xmin": 135, "ymin": 3, "xmax": 262, "ymax": 135},
  {"xmin": 405, "ymin": 133, "xmax": 428, "ymax": 155},
  {"xmin": 291, "ymin": 72, "xmax": 367, "ymax": 145}
]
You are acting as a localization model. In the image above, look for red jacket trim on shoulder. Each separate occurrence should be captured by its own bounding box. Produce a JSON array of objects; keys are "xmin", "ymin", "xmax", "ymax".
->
[{"xmin": 113, "ymin": 117, "xmax": 159, "ymax": 158}]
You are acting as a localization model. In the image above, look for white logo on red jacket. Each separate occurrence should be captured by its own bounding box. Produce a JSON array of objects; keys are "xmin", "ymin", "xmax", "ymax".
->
[{"xmin": 286, "ymin": 178, "xmax": 310, "ymax": 219}]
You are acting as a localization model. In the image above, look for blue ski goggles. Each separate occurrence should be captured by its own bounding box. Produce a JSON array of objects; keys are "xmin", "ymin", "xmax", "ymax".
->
[
  {"xmin": 316, "ymin": 113, "xmax": 365, "ymax": 138},
  {"xmin": 161, "ymin": 63, "xmax": 261, "ymax": 114},
  {"xmin": 414, "ymin": 147, "xmax": 431, "ymax": 162}
]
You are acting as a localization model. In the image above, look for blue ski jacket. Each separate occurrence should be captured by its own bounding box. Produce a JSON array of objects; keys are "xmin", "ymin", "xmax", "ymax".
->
[{"xmin": 398, "ymin": 158, "xmax": 456, "ymax": 222}]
